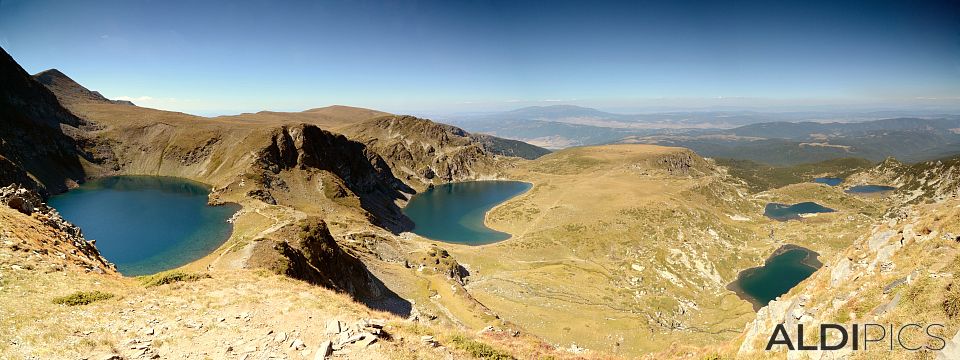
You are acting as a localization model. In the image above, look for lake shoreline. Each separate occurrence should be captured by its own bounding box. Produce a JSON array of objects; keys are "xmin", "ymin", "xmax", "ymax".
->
[
  {"xmin": 726, "ymin": 244, "xmax": 822, "ymax": 311},
  {"xmin": 403, "ymin": 180, "xmax": 532, "ymax": 245},
  {"xmin": 49, "ymin": 175, "xmax": 240, "ymax": 276}
]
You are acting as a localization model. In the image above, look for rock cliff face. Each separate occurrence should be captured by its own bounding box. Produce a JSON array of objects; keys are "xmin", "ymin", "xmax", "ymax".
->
[
  {"xmin": 340, "ymin": 116, "xmax": 506, "ymax": 190},
  {"xmin": 0, "ymin": 47, "xmax": 88, "ymax": 195},
  {"xmin": 250, "ymin": 219, "xmax": 385, "ymax": 298},
  {"xmin": 250, "ymin": 124, "xmax": 414, "ymax": 231}
]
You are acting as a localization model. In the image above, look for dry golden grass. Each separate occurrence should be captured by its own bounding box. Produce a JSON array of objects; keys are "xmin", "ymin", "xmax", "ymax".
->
[{"xmin": 402, "ymin": 144, "xmax": 890, "ymax": 357}]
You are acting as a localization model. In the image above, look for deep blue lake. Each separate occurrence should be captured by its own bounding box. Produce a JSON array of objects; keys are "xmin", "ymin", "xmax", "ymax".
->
[
  {"xmin": 403, "ymin": 181, "xmax": 531, "ymax": 245},
  {"xmin": 728, "ymin": 246, "xmax": 821, "ymax": 310},
  {"xmin": 763, "ymin": 202, "xmax": 835, "ymax": 221},
  {"xmin": 49, "ymin": 176, "xmax": 240, "ymax": 276},
  {"xmin": 846, "ymin": 185, "xmax": 897, "ymax": 194},
  {"xmin": 813, "ymin": 177, "xmax": 843, "ymax": 186}
]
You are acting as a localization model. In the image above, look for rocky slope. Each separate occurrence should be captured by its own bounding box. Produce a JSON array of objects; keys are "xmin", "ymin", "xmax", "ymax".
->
[
  {"xmin": 247, "ymin": 218, "xmax": 392, "ymax": 302},
  {"xmin": 726, "ymin": 158, "xmax": 960, "ymax": 360},
  {"xmin": 735, "ymin": 200, "xmax": 960, "ymax": 359},
  {"xmin": 0, "ymin": 185, "xmax": 115, "ymax": 275},
  {"xmin": 244, "ymin": 124, "xmax": 414, "ymax": 231},
  {"xmin": 846, "ymin": 156, "xmax": 960, "ymax": 204},
  {"xmin": 0, "ymin": 47, "xmax": 89, "ymax": 196},
  {"xmin": 340, "ymin": 115, "xmax": 526, "ymax": 190},
  {"xmin": 468, "ymin": 133, "xmax": 551, "ymax": 160}
]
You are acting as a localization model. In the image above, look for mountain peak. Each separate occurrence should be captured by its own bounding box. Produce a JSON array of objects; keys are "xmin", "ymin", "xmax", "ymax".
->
[
  {"xmin": 34, "ymin": 68, "xmax": 69, "ymax": 80},
  {"xmin": 506, "ymin": 104, "xmax": 614, "ymax": 118},
  {"xmin": 32, "ymin": 69, "xmax": 134, "ymax": 106}
]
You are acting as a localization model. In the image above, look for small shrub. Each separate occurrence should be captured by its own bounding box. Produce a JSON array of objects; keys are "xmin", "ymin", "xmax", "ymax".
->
[
  {"xmin": 52, "ymin": 291, "xmax": 114, "ymax": 306},
  {"xmin": 449, "ymin": 334, "xmax": 514, "ymax": 360},
  {"xmin": 140, "ymin": 271, "xmax": 209, "ymax": 287}
]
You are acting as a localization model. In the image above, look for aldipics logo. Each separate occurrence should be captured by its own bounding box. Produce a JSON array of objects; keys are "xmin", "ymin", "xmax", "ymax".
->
[{"xmin": 766, "ymin": 323, "xmax": 947, "ymax": 351}]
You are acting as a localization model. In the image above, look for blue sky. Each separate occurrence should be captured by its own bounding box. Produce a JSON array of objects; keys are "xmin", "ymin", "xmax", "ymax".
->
[{"xmin": 1, "ymin": 0, "xmax": 959, "ymax": 115}]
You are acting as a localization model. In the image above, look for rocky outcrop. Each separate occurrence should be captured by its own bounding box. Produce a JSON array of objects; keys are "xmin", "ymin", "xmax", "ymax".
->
[
  {"xmin": 276, "ymin": 220, "xmax": 384, "ymax": 298},
  {"xmin": 631, "ymin": 148, "xmax": 713, "ymax": 177},
  {"xmin": 847, "ymin": 155, "xmax": 960, "ymax": 204},
  {"xmin": 0, "ymin": 184, "xmax": 115, "ymax": 274},
  {"xmin": 652, "ymin": 149, "xmax": 712, "ymax": 176},
  {"xmin": 410, "ymin": 245, "xmax": 470, "ymax": 285},
  {"xmin": 321, "ymin": 318, "xmax": 389, "ymax": 356},
  {"xmin": 250, "ymin": 124, "xmax": 414, "ymax": 231},
  {"xmin": 247, "ymin": 218, "xmax": 405, "ymax": 310},
  {"xmin": 340, "ymin": 115, "xmax": 505, "ymax": 190}
]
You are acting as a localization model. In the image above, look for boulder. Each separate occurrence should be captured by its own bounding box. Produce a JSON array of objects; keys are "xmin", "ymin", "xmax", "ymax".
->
[
  {"xmin": 314, "ymin": 340, "xmax": 332, "ymax": 360},
  {"xmin": 325, "ymin": 320, "xmax": 341, "ymax": 334}
]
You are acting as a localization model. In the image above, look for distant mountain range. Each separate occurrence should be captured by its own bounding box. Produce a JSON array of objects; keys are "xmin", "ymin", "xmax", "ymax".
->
[
  {"xmin": 624, "ymin": 117, "xmax": 960, "ymax": 165},
  {"xmin": 444, "ymin": 105, "xmax": 960, "ymax": 165}
]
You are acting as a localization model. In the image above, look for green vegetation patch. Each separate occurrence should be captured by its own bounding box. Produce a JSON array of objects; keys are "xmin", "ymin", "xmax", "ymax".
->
[
  {"xmin": 52, "ymin": 291, "xmax": 114, "ymax": 306},
  {"xmin": 140, "ymin": 271, "xmax": 210, "ymax": 287},
  {"xmin": 449, "ymin": 334, "xmax": 515, "ymax": 360},
  {"xmin": 716, "ymin": 157, "xmax": 872, "ymax": 192}
]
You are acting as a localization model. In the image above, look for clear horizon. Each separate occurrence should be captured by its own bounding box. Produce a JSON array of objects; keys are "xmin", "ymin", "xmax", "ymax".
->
[{"xmin": 2, "ymin": 0, "xmax": 959, "ymax": 116}]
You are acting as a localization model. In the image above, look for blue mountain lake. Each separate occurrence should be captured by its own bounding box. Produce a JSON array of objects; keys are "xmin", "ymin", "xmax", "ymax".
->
[
  {"xmin": 403, "ymin": 181, "xmax": 531, "ymax": 245},
  {"xmin": 48, "ymin": 176, "xmax": 240, "ymax": 276},
  {"xmin": 813, "ymin": 177, "xmax": 843, "ymax": 186},
  {"xmin": 728, "ymin": 245, "xmax": 822, "ymax": 310},
  {"xmin": 846, "ymin": 185, "xmax": 897, "ymax": 194},
  {"xmin": 763, "ymin": 202, "xmax": 835, "ymax": 221}
]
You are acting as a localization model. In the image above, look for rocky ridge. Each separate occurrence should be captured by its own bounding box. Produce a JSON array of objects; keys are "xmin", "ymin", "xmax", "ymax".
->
[
  {"xmin": 248, "ymin": 218, "xmax": 389, "ymax": 301},
  {"xmin": 340, "ymin": 115, "xmax": 508, "ymax": 190},
  {"xmin": 846, "ymin": 156, "xmax": 960, "ymax": 204},
  {"xmin": 33, "ymin": 69, "xmax": 135, "ymax": 106},
  {"xmin": 0, "ymin": 47, "xmax": 89, "ymax": 196}
]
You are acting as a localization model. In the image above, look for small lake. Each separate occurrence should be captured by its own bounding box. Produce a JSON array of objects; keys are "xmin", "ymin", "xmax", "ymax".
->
[
  {"xmin": 812, "ymin": 177, "xmax": 843, "ymax": 186},
  {"xmin": 845, "ymin": 185, "xmax": 897, "ymax": 194},
  {"xmin": 728, "ymin": 245, "xmax": 822, "ymax": 310},
  {"xmin": 403, "ymin": 181, "xmax": 531, "ymax": 245},
  {"xmin": 763, "ymin": 202, "xmax": 835, "ymax": 221},
  {"xmin": 49, "ymin": 176, "xmax": 240, "ymax": 276}
]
